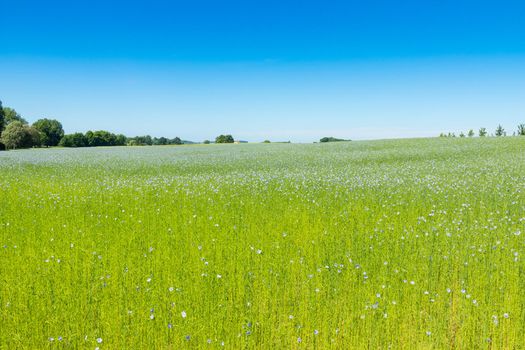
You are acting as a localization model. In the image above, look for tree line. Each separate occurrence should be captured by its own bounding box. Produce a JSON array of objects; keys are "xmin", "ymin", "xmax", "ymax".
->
[
  {"xmin": 440, "ymin": 125, "xmax": 525, "ymax": 138},
  {"xmin": 0, "ymin": 101, "xmax": 189, "ymax": 150}
]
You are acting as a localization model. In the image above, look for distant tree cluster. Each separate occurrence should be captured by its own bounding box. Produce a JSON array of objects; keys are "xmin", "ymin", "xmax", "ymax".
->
[
  {"xmin": 215, "ymin": 134, "xmax": 234, "ymax": 143},
  {"xmin": 319, "ymin": 136, "xmax": 351, "ymax": 143},
  {"xmin": 59, "ymin": 130, "xmax": 127, "ymax": 147},
  {"xmin": 440, "ymin": 125, "xmax": 525, "ymax": 138},
  {"xmin": 0, "ymin": 101, "xmax": 65, "ymax": 150},
  {"xmin": 127, "ymin": 135, "xmax": 182, "ymax": 146},
  {"xmin": 0, "ymin": 99, "xmax": 190, "ymax": 150}
]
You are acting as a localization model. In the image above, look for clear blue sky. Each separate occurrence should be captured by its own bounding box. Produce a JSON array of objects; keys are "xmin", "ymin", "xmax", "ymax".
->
[{"xmin": 1, "ymin": 0, "xmax": 525, "ymax": 141}]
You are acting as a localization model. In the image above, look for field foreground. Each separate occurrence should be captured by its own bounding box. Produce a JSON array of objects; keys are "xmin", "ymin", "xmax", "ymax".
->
[{"xmin": 1, "ymin": 138, "xmax": 525, "ymax": 349}]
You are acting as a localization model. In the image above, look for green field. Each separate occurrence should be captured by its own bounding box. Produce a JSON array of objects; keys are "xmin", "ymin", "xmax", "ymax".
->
[{"xmin": 1, "ymin": 137, "xmax": 524, "ymax": 349}]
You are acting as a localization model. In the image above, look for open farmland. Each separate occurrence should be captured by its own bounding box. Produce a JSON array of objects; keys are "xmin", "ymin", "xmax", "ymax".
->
[{"xmin": 1, "ymin": 137, "xmax": 525, "ymax": 349}]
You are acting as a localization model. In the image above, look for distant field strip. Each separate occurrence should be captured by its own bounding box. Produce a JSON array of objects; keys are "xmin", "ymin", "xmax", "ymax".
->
[{"xmin": 1, "ymin": 138, "xmax": 525, "ymax": 348}]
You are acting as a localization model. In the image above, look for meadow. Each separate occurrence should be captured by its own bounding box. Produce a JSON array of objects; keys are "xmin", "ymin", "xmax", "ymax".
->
[{"xmin": 1, "ymin": 137, "xmax": 524, "ymax": 349}]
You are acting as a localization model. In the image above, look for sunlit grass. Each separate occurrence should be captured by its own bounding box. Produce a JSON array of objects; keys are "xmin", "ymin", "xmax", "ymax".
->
[{"xmin": 1, "ymin": 137, "xmax": 524, "ymax": 348}]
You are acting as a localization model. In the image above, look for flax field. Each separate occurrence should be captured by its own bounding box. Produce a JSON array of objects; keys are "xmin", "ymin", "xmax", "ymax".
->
[{"xmin": 1, "ymin": 137, "xmax": 524, "ymax": 349}]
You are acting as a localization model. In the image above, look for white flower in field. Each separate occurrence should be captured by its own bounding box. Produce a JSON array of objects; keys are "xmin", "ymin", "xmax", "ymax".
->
[
  {"xmin": 314, "ymin": 329, "xmax": 319, "ymax": 335},
  {"xmin": 169, "ymin": 286, "xmax": 174, "ymax": 292},
  {"xmin": 256, "ymin": 249, "xmax": 262, "ymax": 255},
  {"xmin": 150, "ymin": 314, "xmax": 155, "ymax": 320},
  {"xmin": 96, "ymin": 337, "xmax": 103, "ymax": 343},
  {"xmin": 146, "ymin": 277, "xmax": 152, "ymax": 283},
  {"xmin": 503, "ymin": 313, "xmax": 509, "ymax": 319},
  {"xmin": 297, "ymin": 337, "xmax": 302, "ymax": 343},
  {"xmin": 181, "ymin": 310, "xmax": 187, "ymax": 318},
  {"xmin": 426, "ymin": 331, "xmax": 431, "ymax": 336},
  {"xmin": 514, "ymin": 230, "xmax": 521, "ymax": 236},
  {"xmin": 446, "ymin": 288, "xmax": 452, "ymax": 293},
  {"xmin": 410, "ymin": 281, "xmax": 415, "ymax": 285},
  {"xmin": 289, "ymin": 315, "xmax": 294, "ymax": 320},
  {"xmin": 217, "ymin": 274, "xmax": 222, "ymax": 279},
  {"xmin": 49, "ymin": 337, "xmax": 54, "ymax": 342}
]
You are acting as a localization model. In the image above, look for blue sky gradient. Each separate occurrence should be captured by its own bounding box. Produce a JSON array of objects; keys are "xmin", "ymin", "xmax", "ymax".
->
[{"xmin": 2, "ymin": 0, "xmax": 525, "ymax": 141}]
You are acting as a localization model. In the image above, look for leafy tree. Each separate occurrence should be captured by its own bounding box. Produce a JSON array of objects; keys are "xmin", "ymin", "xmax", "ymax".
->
[
  {"xmin": 459, "ymin": 132, "xmax": 465, "ymax": 137},
  {"xmin": 468, "ymin": 129, "xmax": 475, "ymax": 137},
  {"xmin": 0, "ymin": 121, "xmax": 40, "ymax": 149},
  {"xmin": 203, "ymin": 140, "xmax": 211, "ymax": 144},
  {"xmin": 215, "ymin": 134, "xmax": 234, "ymax": 143},
  {"xmin": 0, "ymin": 100, "xmax": 5, "ymax": 134},
  {"xmin": 495, "ymin": 125, "xmax": 504, "ymax": 137},
  {"xmin": 85, "ymin": 130, "xmax": 121, "ymax": 146},
  {"xmin": 127, "ymin": 135, "xmax": 153, "ymax": 146},
  {"xmin": 32, "ymin": 118, "xmax": 65, "ymax": 147},
  {"xmin": 27, "ymin": 127, "xmax": 43, "ymax": 146},
  {"xmin": 115, "ymin": 134, "xmax": 127, "ymax": 146},
  {"xmin": 172, "ymin": 137, "xmax": 182, "ymax": 145},
  {"xmin": 0, "ymin": 101, "xmax": 5, "ymax": 150},
  {"xmin": 263, "ymin": 140, "xmax": 271, "ymax": 143},
  {"xmin": 517, "ymin": 124, "xmax": 525, "ymax": 136},
  {"xmin": 479, "ymin": 127, "xmax": 487, "ymax": 137},
  {"xmin": 320, "ymin": 136, "xmax": 350, "ymax": 142},
  {"xmin": 153, "ymin": 137, "xmax": 168, "ymax": 145},
  {"xmin": 3, "ymin": 107, "xmax": 27, "ymax": 125},
  {"xmin": 59, "ymin": 133, "xmax": 88, "ymax": 147}
]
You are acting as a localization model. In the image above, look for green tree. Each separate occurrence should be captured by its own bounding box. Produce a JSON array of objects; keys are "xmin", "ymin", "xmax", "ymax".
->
[
  {"xmin": 479, "ymin": 128, "xmax": 487, "ymax": 137},
  {"xmin": 0, "ymin": 121, "xmax": 40, "ymax": 149},
  {"xmin": 3, "ymin": 107, "xmax": 27, "ymax": 125},
  {"xmin": 320, "ymin": 136, "xmax": 349, "ymax": 142},
  {"xmin": 59, "ymin": 133, "xmax": 88, "ymax": 147},
  {"xmin": 172, "ymin": 137, "xmax": 182, "ymax": 145},
  {"xmin": 468, "ymin": 129, "xmax": 475, "ymax": 137},
  {"xmin": 32, "ymin": 118, "xmax": 65, "ymax": 147},
  {"xmin": 495, "ymin": 125, "xmax": 504, "ymax": 137},
  {"xmin": 517, "ymin": 124, "xmax": 525, "ymax": 136},
  {"xmin": 0, "ymin": 100, "xmax": 5, "ymax": 134},
  {"xmin": 215, "ymin": 134, "xmax": 234, "ymax": 143},
  {"xmin": 115, "ymin": 134, "xmax": 127, "ymax": 146},
  {"xmin": 154, "ymin": 137, "xmax": 168, "ymax": 145},
  {"xmin": 203, "ymin": 140, "xmax": 211, "ymax": 144},
  {"xmin": 0, "ymin": 101, "xmax": 5, "ymax": 150},
  {"xmin": 127, "ymin": 135, "xmax": 153, "ymax": 146},
  {"xmin": 84, "ymin": 130, "xmax": 121, "ymax": 146}
]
